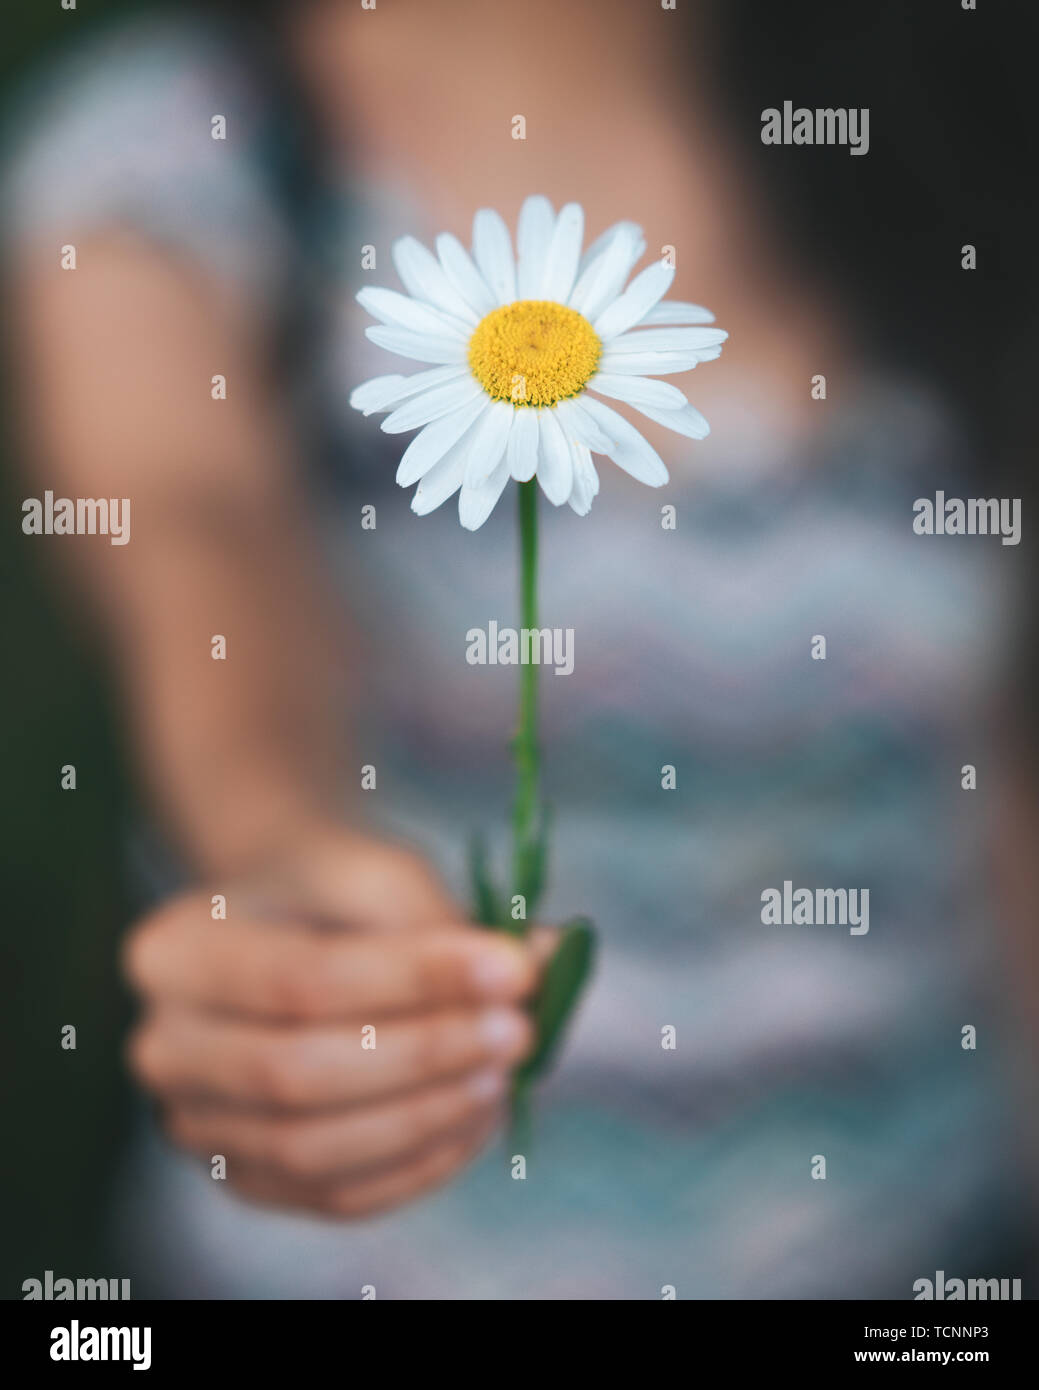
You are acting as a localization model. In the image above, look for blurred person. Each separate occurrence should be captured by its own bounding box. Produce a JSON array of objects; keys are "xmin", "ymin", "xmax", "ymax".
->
[{"xmin": 3, "ymin": 0, "xmax": 1037, "ymax": 1298}]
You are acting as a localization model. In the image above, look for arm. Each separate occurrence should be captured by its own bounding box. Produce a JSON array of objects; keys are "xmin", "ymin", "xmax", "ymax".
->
[
  {"xmin": 10, "ymin": 233, "xmax": 535, "ymax": 1214},
  {"xmin": 11, "ymin": 233, "xmax": 344, "ymax": 876}
]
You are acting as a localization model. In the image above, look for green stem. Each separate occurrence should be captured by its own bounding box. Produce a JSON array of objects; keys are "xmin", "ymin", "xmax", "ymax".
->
[{"xmin": 509, "ymin": 479, "xmax": 540, "ymax": 938}]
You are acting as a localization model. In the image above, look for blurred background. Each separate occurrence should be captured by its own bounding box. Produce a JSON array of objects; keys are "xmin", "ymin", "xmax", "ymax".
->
[{"xmin": 3, "ymin": 0, "xmax": 1038, "ymax": 1299}]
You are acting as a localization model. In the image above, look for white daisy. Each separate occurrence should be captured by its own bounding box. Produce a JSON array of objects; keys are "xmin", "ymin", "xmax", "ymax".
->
[{"xmin": 350, "ymin": 195, "xmax": 727, "ymax": 531}]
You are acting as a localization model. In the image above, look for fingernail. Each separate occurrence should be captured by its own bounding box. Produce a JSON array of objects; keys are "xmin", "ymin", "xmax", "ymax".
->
[
  {"xmin": 467, "ymin": 1068, "xmax": 506, "ymax": 1101},
  {"xmin": 479, "ymin": 1007, "xmax": 527, "ymax": 1055},
  {"xmin": 469, "ymin": 943, "xmax": 525, "ymax": 996}
]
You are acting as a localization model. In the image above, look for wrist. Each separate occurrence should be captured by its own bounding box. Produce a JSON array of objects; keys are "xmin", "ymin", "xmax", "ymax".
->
[{"xmin": 183, "ymin": 795, "xmax": 347, "ymax": 883}]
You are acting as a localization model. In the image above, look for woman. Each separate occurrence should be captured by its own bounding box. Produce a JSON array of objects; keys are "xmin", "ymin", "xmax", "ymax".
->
[{"xmin": 4, "ymin": 0, "xmax": 1034, "ymax": 1297}]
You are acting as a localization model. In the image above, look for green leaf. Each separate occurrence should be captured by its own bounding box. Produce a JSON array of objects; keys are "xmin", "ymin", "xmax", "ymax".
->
[
  {"xmin": 516, "ymin": 916, "xmax": 595, "ymax": 1084},
  {"xmin": 468, "ymin": 832, "xmax": 504, "ymax": 928}
]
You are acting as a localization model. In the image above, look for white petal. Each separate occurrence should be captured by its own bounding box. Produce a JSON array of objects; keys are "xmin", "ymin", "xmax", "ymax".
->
[
  {"xmin": 366, "ymin": 325, "xmax": 466, "ymax": 365},
  {"xmin": 516, "ymin": 195, "xmax": 555, "ymax": 299},
  {"xmin": 357, "ymin": 286, "xmax": 470, "ymax": 340},
  {"xmin": 607, "ymin": 326, "xmax": 728, "ymax": 353},
  {"xmin": 462, "ymin": 399, "xmax": 514, "ymax": 488},
  {"xmin": 566, "ymin": 439, "xmax": 598, "ymax": 516},
  {"xmin": 391, "ymin": 237, "xmax": 479, "ymax": 324},
  {"xmin": 599, "ymin": 347, "xmax": 724, "ymax": 375},
  {"xmin": 507, "ymin": 406, "xmax": 539, "ymax": 481},
  {"xmin": 566, "ymin": 485, "xmax": 591, "ymax": 518},
  {"xmin": 555, "ymin": 396, "xmax": 614, "ymax": 453},
  {"xmin": 539, "ymin": 202, "xmax": 584, "ymax": 303},
  {"xmin": 568, "ymin": 222, "xmax": 645, "ymax": 322},
  {"xmin": 587, "ymin": 372, "xmax": 687, "ymax": 410},
  {"xmin": 625, "ymin": 400, "xmax": 711, "ymax": 441},
  {"xmin": 350, "ymin": 368, "xmax": 467, "ymax": 416},
  {"xmin": 411, "ymin": 425, "xmax": 477, "ymax": 515},
  {"xmin": 396, "ymin": 396, "xmax": 488, "ymax": 486},
  {"xmin": 639, "ymin": 301, "xmax": 716, "ymax": 326},
  {"xmin": 575, "ymin": 219, "xmax": 644, "ymax": 280},
  {"xmin": 472, "ymin": 208, "xmax": 516, "ymax": 306},
  {"xmin": 577, "ymin": 395, "xmax": 669, "ymax": 486},
  {"xmin": 350, "ymin": 374, "xmax": 408, "ymax": 414},
  {"xmin": 436, "ymin": 233, "xmax": 497, "ymax": 317},
  {"xmin": 585, "ymin": 449, "xmax": 601, "ymax": 495},
  {"xmin": 380, "ymin": 376, "xmax": 484, "ymax": 434},
  {"xmin": 593, "ymin": 259, "xmax": 676, "ymax": 341},
  {"xmin": 536, "ymin": 408, "xmax": 573, "ymax": 505},
  {"xmin": 459, "ymin": 455, "xmax": 512, "ymax": 531}
]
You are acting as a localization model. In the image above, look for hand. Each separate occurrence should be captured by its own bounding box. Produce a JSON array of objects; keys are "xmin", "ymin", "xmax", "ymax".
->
[{"xmin": 123, "ymin": 829, "xmax": 537, "ymax": 1218}]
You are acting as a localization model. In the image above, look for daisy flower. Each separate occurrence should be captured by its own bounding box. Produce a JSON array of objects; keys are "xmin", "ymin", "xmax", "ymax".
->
[{"xmin": 350, "ymin": 195, "xmax": 727, "ymax": 531}]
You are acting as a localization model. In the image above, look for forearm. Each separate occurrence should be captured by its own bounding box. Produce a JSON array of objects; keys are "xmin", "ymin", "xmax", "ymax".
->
[
  {"xmin": 107, "ymin": 502, "xmax": 351, "ymax": 876},
  {"xmin": 10, "ymin": 242, "xmax": 353, "ymax": 877}
]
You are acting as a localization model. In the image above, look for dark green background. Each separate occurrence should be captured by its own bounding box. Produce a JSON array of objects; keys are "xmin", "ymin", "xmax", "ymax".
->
[{"xmin": 1, "ymin": 0, "xmax": 145, "ymax": 1301}]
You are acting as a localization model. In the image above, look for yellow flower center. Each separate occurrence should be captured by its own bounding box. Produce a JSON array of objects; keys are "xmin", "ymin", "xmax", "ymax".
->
[{"xmin": 467, "ymin": 300, "xmax": 602, "ymax": 406}]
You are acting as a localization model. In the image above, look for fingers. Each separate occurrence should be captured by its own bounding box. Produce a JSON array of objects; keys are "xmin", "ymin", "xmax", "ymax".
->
[
  {"xmin": 165, "ymin": 1066, "xmax": 507, "ymax": 1181},
  {"xmin": 528, "ymin": 924, "xmax": 559, "ymax": 967},
  {"xmin": 125, "ymin": 900, "xmax": 536, "ymax": 1021},
  {"xmin": 129, "ymin": 1003, "xmax": 533, "ymax": 1108},
  {"xmin": 222, "ymin": 1110, "xmax": 501, "ymax": 1219}
]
